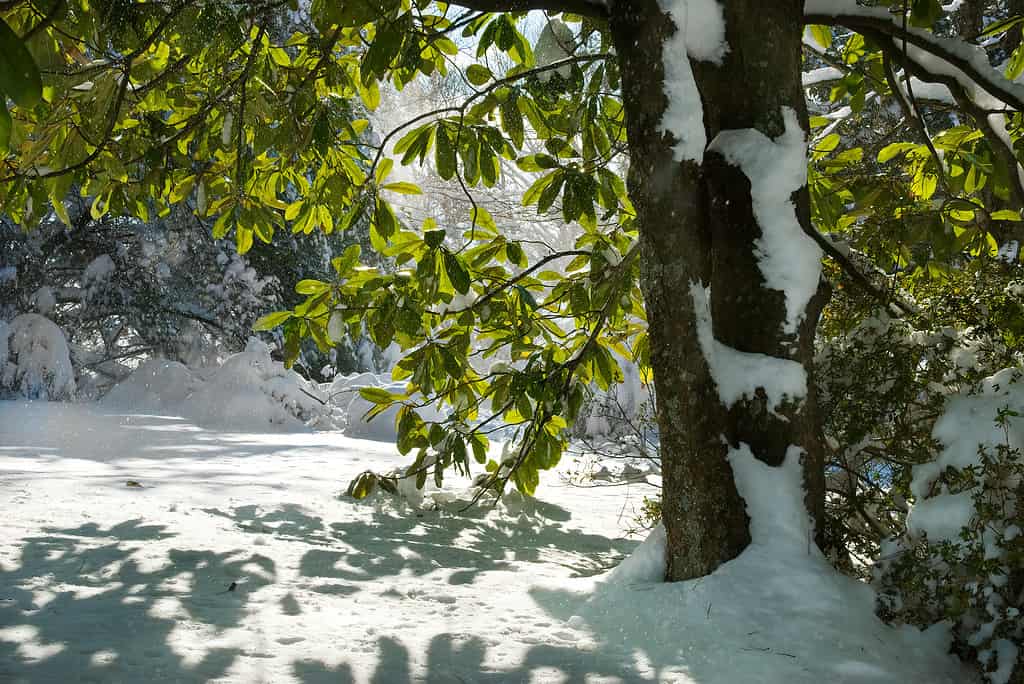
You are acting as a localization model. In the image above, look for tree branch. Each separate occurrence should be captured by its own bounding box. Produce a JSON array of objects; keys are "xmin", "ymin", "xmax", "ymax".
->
[
  {"xmin": 805, "ymin": 1, "xmax": 1024, "ymax": 112},
  {"xmin": 874, "ymin": 33, "xmax": 1024, "ymax": 211},
  {"xmin": 800, "ymin": 225, "xmax": 917, "ymax": 317},
  {"xmin": 442, "ymin": 0, "xmax": 608, "ymax": 19}
]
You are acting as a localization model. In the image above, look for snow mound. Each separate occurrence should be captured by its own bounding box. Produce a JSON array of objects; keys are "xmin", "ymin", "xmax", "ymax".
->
[
  {"xmin": 561, "ymin": 446, "xmax": 971, "ymax": 684},
  {"xmin": 104, "ymin": 339, "xmax": 338, "ymax": 431},
  {"xmin": 103, "ymin": 358, "xmax": 199, "ymax": 411},
  {"xmin": 0, "ymin": 313, "xmax": 76, "ymax": 400}
]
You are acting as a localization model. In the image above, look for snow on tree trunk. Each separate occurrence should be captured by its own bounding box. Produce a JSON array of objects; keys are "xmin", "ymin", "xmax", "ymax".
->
[{"xmin": 609, "ymin": 0, "xmax": 828, "ymax": 580}]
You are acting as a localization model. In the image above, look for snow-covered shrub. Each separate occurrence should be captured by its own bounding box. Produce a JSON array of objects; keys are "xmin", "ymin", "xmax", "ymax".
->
[
  {"xmin": 816, "ymin": 312, "xmax": 963, "ymax": 567},
  {"xmin": 1, "ymin": 198, "xmax": 385, "ymax": 395},
  {"xmin": 816, "ymin": 263, "xmax": 1024, "ymax": 683},
  {"xmin": 875, "ymin": 371, "xmax": 1023, "ymax": 684},
  {"xmin": 0, "ymin": 313, "xmax": 76, "ymax": 400},
  {"xmin": 103, "ymin": 339, "xmax": 339, "ymax": 431}
]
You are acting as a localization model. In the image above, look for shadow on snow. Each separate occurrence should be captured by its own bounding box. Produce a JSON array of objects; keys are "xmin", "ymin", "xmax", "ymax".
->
[{"xmin": 0, "ymin": 507, "xmax": 650, "ymax": 683}]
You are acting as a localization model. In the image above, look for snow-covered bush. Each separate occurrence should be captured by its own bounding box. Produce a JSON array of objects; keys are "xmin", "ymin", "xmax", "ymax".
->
[
  {"xmin": 0, "ymin": 313, "xmax": 76, "ymax": 400},
  {"xmin": 0, "ymin": 197, "xmax": 386, "ymax": 396},
  {"xmin": 816, "ymin": 312, "xmax": 964, "ymax": 566},
  {"xmin": 875, "ymin": 371, "xmax": 1023, "ymax": 684},
  {"xmin": 816, "ymin": 263, "xmax": 1024, "ymax": 683},
  {"xmin": 104, "ymin": 339, "xmax": 339, "ymax": 431}
]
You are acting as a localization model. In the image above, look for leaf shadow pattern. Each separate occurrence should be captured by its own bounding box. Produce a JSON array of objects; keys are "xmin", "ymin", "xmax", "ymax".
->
[
  {"xmin": 203, "ymin": 503, "xmax": 334, "ymax": 546},
  {"xmin": 309, "ymin": 503, "xmax": 636, "ymax": 588},
  {"xmin": 293, "ymin": 632, "xmax": 656, "ymax": 683},
  {"xmin": 0, "ymin": 519, "xmax": 275, "ymax": 683},
  {"xmin": 199, "ymin": 498, "xmax": 635, "ymax": 592}
]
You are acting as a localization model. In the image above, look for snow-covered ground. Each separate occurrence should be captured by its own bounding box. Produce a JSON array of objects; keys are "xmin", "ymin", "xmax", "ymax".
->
[{"xmin": 0, "ymin": 401, "xmax": 974, "ymax": 683}]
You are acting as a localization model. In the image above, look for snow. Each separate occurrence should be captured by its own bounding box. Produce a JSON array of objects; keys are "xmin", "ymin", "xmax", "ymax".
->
[
  {"xmin": 707, "ymin": 108, "xmax": 824, "ymax": 334},
  {"xmin": 728, "ymin": 443, "xmax": 814, "ymax": 549},
  {"xmin": 986, "ymin": 640, "xmax": 1019, "ymax": 684},
  {"xmin": 803, "ymin": 66, "xmax": 843, "ymax": 86},
  {"xmin": 657, "ymin": 0, "xmax": 728, "ymax": 162},
  {"xmin": 0, "ymin": 313, "xmax": 76, "ymax": 400},
  {"xmin": 806, "ymin": 0, "xmax": 1024, "ymax": 190},
  {"xmin": 987, "ymin": 113, "xmax": 1024, "ymax": 192},
  {"xmin": 681, "ymin": 0, "xmax": 728, "ymax": 63},
  {"xmin": 899, "ymin": 368, "xmax": 1022, "ymax": 682},
  {"xmin": 549, "ymin": 444, "xmax": 971, "ymax": 684},
  {"xmin": 805, "ymin": 0, "xmax": 1024, "ymax": 103},
  {"xmin": 31, "ymin": 286, "xmax": 56, "ymax": 315},
  {"xmin": 103, "ymin": 358, "xmax": 200, "ymax": 411},
  {"xmin": 82, "ymin": 254, "xmax": 115, "ymax": 284},
  {"xmin": 534, "ymin": 19, "xmax": 574, "ymax": 82},
  {"xmin": 690, "ymin": 282, "xmax": 808, "ymax": 410},
  {"xmin": 911, "ymin": 368, "xmax": 1024, "ymax": 502},
  {"xmin": 103, "ymin": 340, "xmax": 337, "ymax": 431},
  {"xmin": 906, "ymin": 490, "xmax": 975, "ymax": 544},
  {"xmin": 0, "ymin": 400, "xmax": 974, "ymax": 683}
]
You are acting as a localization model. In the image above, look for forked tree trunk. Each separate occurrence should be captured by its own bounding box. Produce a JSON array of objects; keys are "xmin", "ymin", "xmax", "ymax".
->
[{"xmin": 608, "ymin": 0, "xmax": 828, "ymax": 580}]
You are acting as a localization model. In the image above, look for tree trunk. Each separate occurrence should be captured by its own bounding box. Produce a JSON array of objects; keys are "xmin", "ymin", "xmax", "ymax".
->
[{"xmin": 609, "ymin": 0, "xmax": 828, "ymax": 580}]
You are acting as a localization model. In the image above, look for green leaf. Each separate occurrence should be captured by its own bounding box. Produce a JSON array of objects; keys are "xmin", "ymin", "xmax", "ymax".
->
[
  {"xmin": 358, "ymin": 80, "xmax": 381, "ymax": 110},
  {"xmin": 332, "ymin": 244, "xmax": 362, "ymax": 274},
  {"xmin": 253, "ymin": 310, "xmax": 294, "ymax": 331},
  {"xmin": 0, "ymin": 18, "xmax": 43, "ymax": 107},
  {"xmin": 991, "ymin": 209, "xmax": 1023, "ymax": 221},
  {"xmin": 444, "ymin": 251, "xmax": 471, "ymax": 294},
  {"xmin": 469, "ymin": 206, "xmax": 498, "ymax": 235},
  {"xmin": 435, "ymin": 124, "xmax": 457, "ymax": 181},
  {"xmin": 346, "ymin": 471, "xmax": 378, "ymax": 499},
  {"xmin": 911, "ymin": 171, "xmax": 938, "ymax": 199},
  {"xmin": 375, "ymin": 158, "xmax": 394, "ymax": 185},
  {"xmin": 359, "ymin": 386, "xmax": 397, "ymax": 404},
  {"xmin": 506, "ymin": 241, "xmax": 526, "ymax": 268},
  {"xmin": 877, "ymin": 142, "xmax": 918, "ymax": 163},
  {"xmin": 236, "ymin": 226, "xmax": 254, "ymax": 254},
  {"xmin": 500, "ymin": 95, "xmax": 524, "ymax": 149},
  {"xmin": 0, "ymin": 99, "xmax": 10, "ymax": 152},
  {"xmin": 537, "ymin": 171, "xmax": 565, "ymax": 214},
  {"xmin": 373, "ymin": 199, "xmax": 399, "ymax": 241},
  {"xmin": 815, "ymin": 134, "xmax": 840, "ymax": 153},
  {"xmin": 515, "ymin": 284, "xmax": 537, "ymax": 309},
  {"xmin": 466, "ymin": 64, "xmax": 493, "ymax": 86},
  {"xmin": 296, "ymin": 279, "xmax": 330, "ymax": 294},
  {"xmin": 362, "ymin": 14, "xmax": 408, "ymax": 79},
  {"xmin": 909, "ymin": 0, "xmax": 942, "ymax": 27},
  {"xmin": 319, "ymin": 0, "xmax": 400, "ymax": 27},
  {"xmin": 980, "ymin": 15, "xmax": 1024, "ymax": 38},
  {"xmin": 1007, "ymin": 45, "xmax": 1024, "ymax": 81},
  {"xmin": 382, "ymin": 181, "xmax": 422, "ymax": 195},
  {"xmin": 808, "ymin": 24, "xmax": 832, "ymax": 49},
  {"xmin": 425, "ymin": 229, "xmax": 447, "ymax": 249},
  {"xmin": 309, "ymin": 319, "xmax": 332, "ymax": 352}
]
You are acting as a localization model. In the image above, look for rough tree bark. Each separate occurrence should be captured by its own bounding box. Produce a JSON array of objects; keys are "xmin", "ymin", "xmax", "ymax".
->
[{"xmin": 607, "ymin": 0, "xmax": 828, "ymax": 580}]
